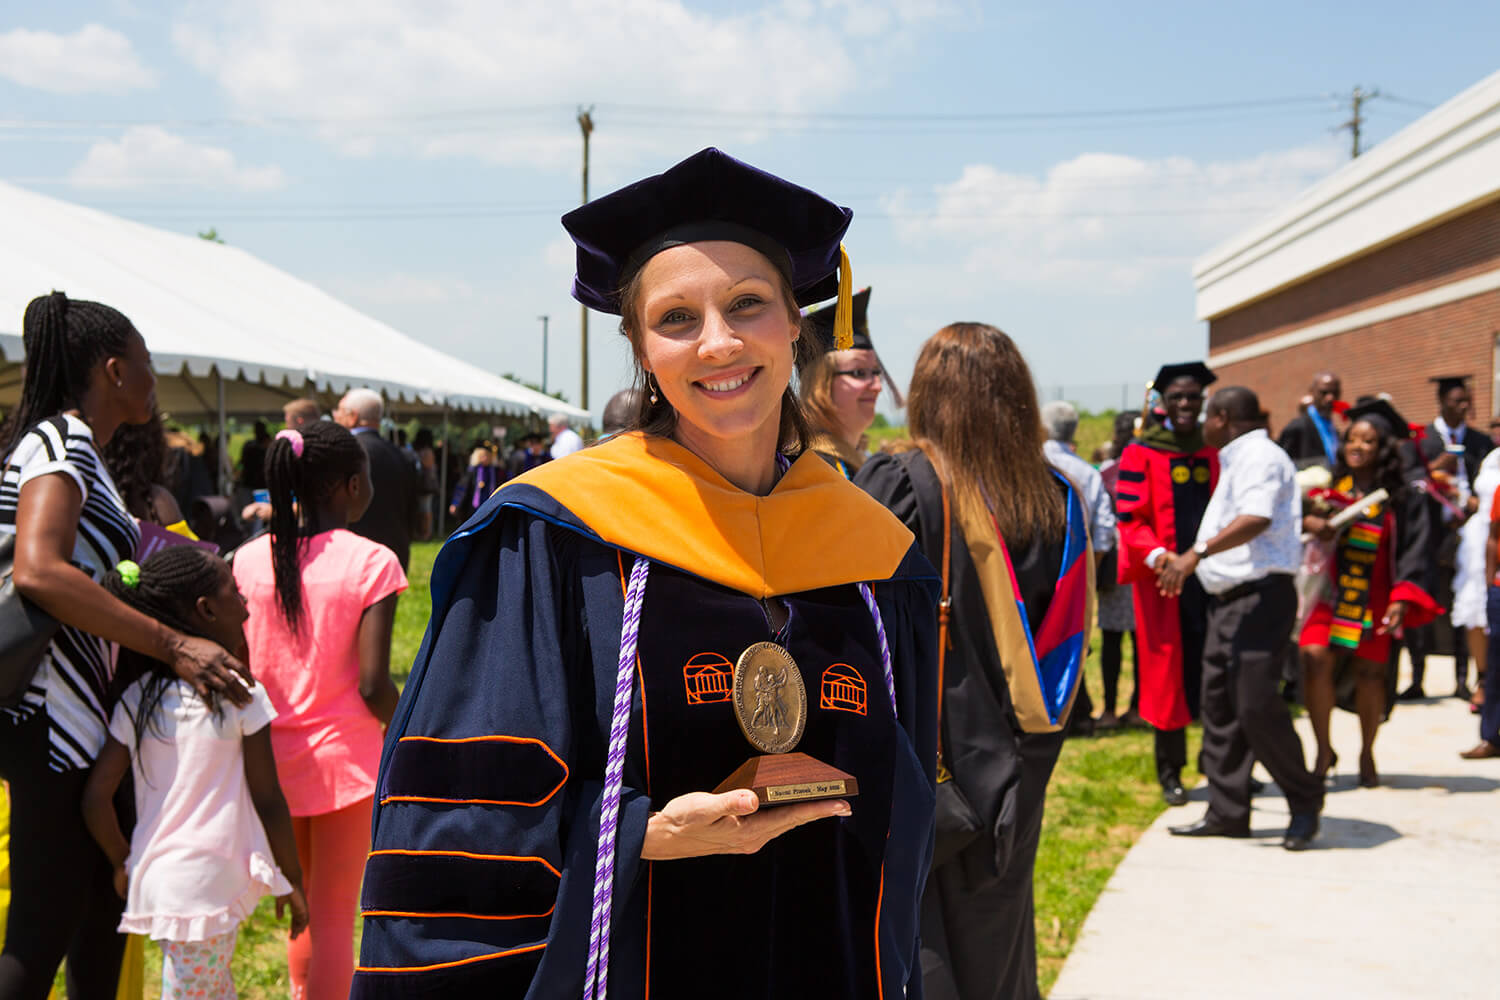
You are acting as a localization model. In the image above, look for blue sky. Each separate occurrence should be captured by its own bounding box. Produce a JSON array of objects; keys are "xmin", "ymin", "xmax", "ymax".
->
[{"xmin": 4, "ymin": 1, "xmax": 1497, "ymax": 418}]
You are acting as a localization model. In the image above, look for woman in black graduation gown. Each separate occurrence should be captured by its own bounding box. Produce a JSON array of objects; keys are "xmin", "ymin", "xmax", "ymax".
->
[
  {"xmin": 856, "ymin": 323, "xmax": 1092, "ymax": 1000},
  {"xmin": 799, "ymin": 288, "xmax": 903, "ymax": 479},
  {"xmin": 1299, "ymin": 398, "xmax": 1440, "ymax": 787},
  {"xmin": 352, "ymin": 149, "xmax": 939, "ymax": 999}
]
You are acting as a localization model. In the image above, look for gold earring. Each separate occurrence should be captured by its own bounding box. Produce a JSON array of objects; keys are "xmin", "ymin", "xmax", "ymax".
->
[{"xmin": 648, "ymin": 374, "xmax": 659, "ymax": 405}]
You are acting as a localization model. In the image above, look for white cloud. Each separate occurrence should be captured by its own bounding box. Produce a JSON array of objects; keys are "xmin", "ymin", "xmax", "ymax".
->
[
  {"xmin": 884, "ymin": 142, "xmax": 1343, "ymax": 289},
  {"xmin": 169, "ymin": 0, "xmax": 946, "ymax": 167},
  {"xmin": 69, "ymin": 126, "xmax": 288, "ymax": 191},
  {"xmin": 543, "ymin": 236, "xmax": 577, "ymax": 276},
  {"xmin": 0, "ymin": 23, "xmax": 156, "ymax": 94}
]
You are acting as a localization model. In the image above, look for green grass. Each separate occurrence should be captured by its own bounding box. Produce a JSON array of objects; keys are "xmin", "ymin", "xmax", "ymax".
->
[
  {"xmin": 390, "ymin": 540, "xmax": 440, "ymax": 686},
  {"xmin": 868, "ymin": 411, "xmax": 1121, "ymax": 466},
  {"xmin": 58, "ymin": 541, "xmax": 1187, "ymax": 997}
]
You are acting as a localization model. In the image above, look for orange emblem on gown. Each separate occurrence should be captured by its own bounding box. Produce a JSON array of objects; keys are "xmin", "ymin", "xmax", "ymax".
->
[
  {"xmin": 820, "ymin": 664, "xmax": 867, "ymax": 716},
  {"xmin": 683, "ymin": 652, "xmax": 733, "ymax": 705}
]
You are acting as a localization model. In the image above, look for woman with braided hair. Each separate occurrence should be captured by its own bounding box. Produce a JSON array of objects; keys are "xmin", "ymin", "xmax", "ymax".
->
[
  {"xmin": 231, "ymin": 418, "xmax": 406, "ymax": 1000},
  {"xmin": 0, "ymin": 291, "xmax": 251, "ymax": 998},
  {"xmin": 81, "ymin": 547, "xmax": 307, "ymax": 999},
  {"xmin": 100, "ymin": 410, "xmax": 191, "ymax": 535},
  {"xmin": 1299, "ymin": 398, "xmax": 1441, "ymax": 787}
]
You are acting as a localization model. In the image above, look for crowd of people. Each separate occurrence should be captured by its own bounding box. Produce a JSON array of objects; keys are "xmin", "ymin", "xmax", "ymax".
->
[{"xmin": 0, "ymin": 147, "xmax": 1490, "ymax": 1000}]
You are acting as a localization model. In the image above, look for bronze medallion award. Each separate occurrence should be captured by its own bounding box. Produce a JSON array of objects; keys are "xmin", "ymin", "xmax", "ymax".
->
[{"xmin": 712, "ymin": 641, "xmax": 860, "ymax": 806}]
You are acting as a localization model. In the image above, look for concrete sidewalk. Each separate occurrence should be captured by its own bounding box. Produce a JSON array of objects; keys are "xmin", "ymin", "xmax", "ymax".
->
[{"xmin": 1050, "ymin": 656, "xmax": 1498, "ymax": 1000}]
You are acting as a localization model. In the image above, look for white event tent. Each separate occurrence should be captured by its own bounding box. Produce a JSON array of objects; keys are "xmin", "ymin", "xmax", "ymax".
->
[{"xmin": 0, "ymin": 181, "xmax": 587, "ymax": 426}]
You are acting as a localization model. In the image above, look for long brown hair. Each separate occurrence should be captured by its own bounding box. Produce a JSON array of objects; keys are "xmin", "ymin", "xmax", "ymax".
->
[
  {"xmin": 799, "ymin": 350, "xmax": 844, "ymax": 438},
  {"xmin": 908, "ymin": 323, "xmax": 1065, "ymax": 544},
  {"xmin": 615, "ymin": 254, "xmax": 815, "ymax": 454}
]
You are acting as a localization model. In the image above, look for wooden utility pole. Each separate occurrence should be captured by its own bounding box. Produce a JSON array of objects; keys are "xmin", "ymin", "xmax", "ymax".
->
[
  {"xmin": 537, "ymin": 314, "xmax": 549, "ymax": 394},
  {"xmin": 1339, "ymin": 86, "xmax": 1380, "ymax": 158},
  {"xmin": 577, "ymin": 106, "xmax": 595, "ymax": 411}
]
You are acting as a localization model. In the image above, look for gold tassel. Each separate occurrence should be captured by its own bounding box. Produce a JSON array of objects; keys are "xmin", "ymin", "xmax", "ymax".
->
[{"xmin": 834, "ymin": 244, "xmax": 854, "ymax": 351}]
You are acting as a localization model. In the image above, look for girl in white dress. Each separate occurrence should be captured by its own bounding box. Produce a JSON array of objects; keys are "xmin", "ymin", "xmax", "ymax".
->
[{"xmin": 82, "ymin": 547, "xmax": 307, "ymax": 999}]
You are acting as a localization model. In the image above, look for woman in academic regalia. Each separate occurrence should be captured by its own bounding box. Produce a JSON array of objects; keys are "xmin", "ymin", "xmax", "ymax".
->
[
  {"xmin": 447, "ymin": 443, "xmax": 503, "ymax": 524},
  {"xmin": 855, "ymin": 324, "xmax": 1092, "ymax": 1000},
  {"xmin": 1300, "ymin": 399, "xmax": 1441, "ymax": 787},
  {"xmin": 798, "ymin": 288, "xmax": 903, "ymax": 479},
  {"xmin": 352, "ymin": 148, "xmax": 939, "ymax": 999}
]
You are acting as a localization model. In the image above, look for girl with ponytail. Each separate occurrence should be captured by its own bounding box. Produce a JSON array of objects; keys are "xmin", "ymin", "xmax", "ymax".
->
[
  {"xmin": 230, "ymin": 418, "xmax": 406, "ymax": 999},
  {"xmin": 0, "ymin": 291, "xmax": 251, "ymax": 996},
  {"xmin": 81, "ymin": 548, "xmax": 308, "ymax": 999}
]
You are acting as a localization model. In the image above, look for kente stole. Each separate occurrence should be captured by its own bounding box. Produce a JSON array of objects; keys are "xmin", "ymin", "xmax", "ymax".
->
[{"xmin": 1330, "ymin": 477, "xmax": 1386, "ymax": 649}]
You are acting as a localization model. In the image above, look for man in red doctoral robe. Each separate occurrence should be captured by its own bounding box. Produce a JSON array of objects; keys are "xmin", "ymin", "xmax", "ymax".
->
[{"xmin": 1117, "ymin": 362, "xmax": 1220, "ymax": 804}]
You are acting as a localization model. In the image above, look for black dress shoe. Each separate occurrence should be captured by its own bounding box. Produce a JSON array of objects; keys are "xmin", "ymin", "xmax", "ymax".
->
[
  {"xmin": 1068, "ymin": 712, "xmax": 1096, "ymax": 738},
  {"xmin": 1396, "ymin": 684, "xmax": 1426, "ymax": 701},
  {"xmin": 1282, "ymin": 812, "xmax": 1320, "ymax": 851},
  {"xmin": 1169, "ymin": 816, "xmax": 1249, "ymax": 838},
  {"xmin": 1248, "ymin": 777, "xmax": 1266, "ymax": 795},
  {"xmin": 1161, "ymin": 777, "xmax": 1189, "ymax": 807}
]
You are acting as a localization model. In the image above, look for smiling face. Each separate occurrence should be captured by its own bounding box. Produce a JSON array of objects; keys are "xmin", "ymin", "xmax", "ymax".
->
[
  {"xmin": 1343, "ymin": 420, "xmax": 1382, "ymax": 471},
  {"xmin": 1163, "ymin": 376, "xmax": 1204, "ymax": 430},
  {"xmin": 828, "ymin": 347, "xmax": 882, "ymax": 442},
  {"xmin": 633, "ymin": 241, "xmax": 800, "ymax": 461}
]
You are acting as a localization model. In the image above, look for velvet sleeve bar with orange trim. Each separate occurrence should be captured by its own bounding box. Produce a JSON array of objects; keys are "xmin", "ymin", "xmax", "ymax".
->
[{"xmin": 352, "ymin": 510, "xmax": 656, "ymax": 998}]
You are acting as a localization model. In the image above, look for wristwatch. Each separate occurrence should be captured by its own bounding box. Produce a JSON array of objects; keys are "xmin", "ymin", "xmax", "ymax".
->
[{"xmin": 1193, "ymin": 540, "xmax": 1210, "ymax": 558}]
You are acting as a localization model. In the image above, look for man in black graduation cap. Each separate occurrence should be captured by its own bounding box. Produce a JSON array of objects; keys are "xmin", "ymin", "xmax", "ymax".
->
[
  {"xmin": 1403, "ymin": 375, "xmax": 1493, "ymax": 700},
  {"xmin": 1115, "ymin": 362, "xmax": 1220, "ymax": 803}
]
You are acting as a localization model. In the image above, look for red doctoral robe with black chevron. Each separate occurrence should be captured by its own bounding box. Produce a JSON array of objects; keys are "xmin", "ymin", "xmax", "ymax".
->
[{"xmin": 1114, "ymin": 439, "xmax": 1219, "ymax": 730}]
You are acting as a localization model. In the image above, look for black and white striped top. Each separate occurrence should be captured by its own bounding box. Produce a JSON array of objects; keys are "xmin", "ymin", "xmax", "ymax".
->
[{"xmin": 1, "ymin": 415, "xmax": 139, "ymax": 770}]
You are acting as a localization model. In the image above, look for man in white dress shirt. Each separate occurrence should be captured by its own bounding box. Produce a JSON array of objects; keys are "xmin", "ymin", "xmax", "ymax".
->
[
  {"xmin": 1158, "ymin": 386, "xmax": 1324, "ymax": 851},
  {"xmin": 548, "ymin": 412, "xmax": 585, "ymax": 460}
]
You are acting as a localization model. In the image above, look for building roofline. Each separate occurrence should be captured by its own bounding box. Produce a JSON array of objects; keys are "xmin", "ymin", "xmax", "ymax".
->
[{"xmin": 1193, "ymin": 69, "xmax": 1500, "ymax": 321}]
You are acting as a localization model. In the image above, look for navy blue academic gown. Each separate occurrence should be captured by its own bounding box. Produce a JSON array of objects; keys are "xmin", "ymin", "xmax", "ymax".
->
[{"xmin": 352, "ymin": 434, "xmax": 939, "ymax": 999}]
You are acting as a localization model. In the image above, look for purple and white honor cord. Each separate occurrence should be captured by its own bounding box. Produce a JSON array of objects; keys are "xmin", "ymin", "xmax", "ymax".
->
[
  {"xmin": 858, "ymin": 582, "xmax": 897, "ymax": 719},
  {"xmin": 584, "ymin": 554, "xmax": 650, "ymax": 1000}
]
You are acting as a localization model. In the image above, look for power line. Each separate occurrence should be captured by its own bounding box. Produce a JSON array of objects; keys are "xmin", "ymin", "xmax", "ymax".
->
[
  {"xmin": 1378, "ymin": 93, "xmax": 1435, "ymax": 110},
  {"xmin": 97, "ymin": 204, "xmax": 1286, "ymax": 224},
  {"xmin": 599, "ymin": 95, "xmax": 1336, "ymax": 123},
  {"xmin": 51, "ymin": 169, "xmax": 1331, "ymax": 211},
  {"xmin": 0, "ymin": 94, "xmax": 1339, "ymax": 133}
]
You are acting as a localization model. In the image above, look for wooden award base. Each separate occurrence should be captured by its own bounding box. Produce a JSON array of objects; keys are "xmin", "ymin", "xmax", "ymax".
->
[{"xmin": 713, "ymin": 752, "xmax": 860, "ymax": 806}]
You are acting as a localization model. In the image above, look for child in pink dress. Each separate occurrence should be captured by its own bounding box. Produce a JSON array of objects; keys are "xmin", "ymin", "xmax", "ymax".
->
[
  {"xmin": 82, "ymin": 547, "xmax": 308, "ymax": 1000},
  {"xmin": 231, "ymin": 421, "xmax": 405, "ymax": 1000}
]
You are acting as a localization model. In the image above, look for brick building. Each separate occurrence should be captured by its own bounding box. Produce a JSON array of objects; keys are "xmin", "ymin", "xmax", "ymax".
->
[{"xmin": 1194, "ymin": 70, "xmax": 1500, "ymax": 432}]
